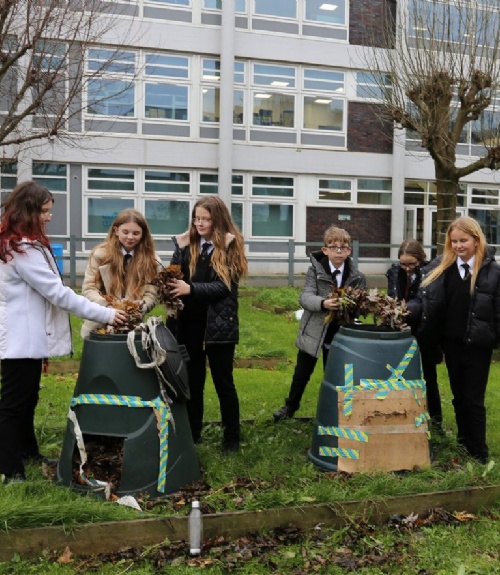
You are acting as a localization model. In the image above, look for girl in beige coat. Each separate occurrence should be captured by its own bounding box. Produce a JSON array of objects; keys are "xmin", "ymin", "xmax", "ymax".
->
[{"xmin": 81, "ymin": 209, "xmax": 162, "ymax": 337}]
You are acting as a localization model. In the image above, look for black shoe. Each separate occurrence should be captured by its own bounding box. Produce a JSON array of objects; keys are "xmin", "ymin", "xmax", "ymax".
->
[
  {"xmin": 273, "ymin": 405, "xmax": 295, "ymax": 422},
  {"xmin": 23, "ymin": 453, "xmax": 58, "ymax": 466},
  {"xmin": 222, "ymin": 440, "xmax": 239, "ymax": 454},
  {"xmin": 3, "ymin": 473, "xmax": 26, "ymax": 485}
]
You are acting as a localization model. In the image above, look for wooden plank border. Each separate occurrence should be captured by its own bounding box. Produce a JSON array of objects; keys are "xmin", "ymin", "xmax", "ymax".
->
[{"xmin": 1, "ymin": 484, "xmax": 499, "ymax": 561}]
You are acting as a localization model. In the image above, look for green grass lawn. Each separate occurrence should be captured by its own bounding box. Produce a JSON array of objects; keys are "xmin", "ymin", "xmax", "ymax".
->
[{"xmin": 1, "ymin": 287, "xmax": 500, "ymax": 573}]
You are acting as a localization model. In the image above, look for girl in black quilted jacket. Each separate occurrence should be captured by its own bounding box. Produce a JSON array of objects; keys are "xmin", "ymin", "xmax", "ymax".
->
[
  {"xmin": 386, "ymin": 239, "xmax": 443, "ymax": 430},
  {"xmin": 408, "ymin": 216, "xmax": 500, "ymax": 464},
  {"xmin": 166, "ymin": 197, "xmax": 247, "ymax": 453}
]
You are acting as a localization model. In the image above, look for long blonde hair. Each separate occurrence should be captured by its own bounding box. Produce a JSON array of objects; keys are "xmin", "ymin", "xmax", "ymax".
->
[
  {"xmin": 422, "ymin": 216, "xmax": 487, "ymax": 293},
  {"xmin": 189, "ymin": 197, "xmax": 247, "ymax": 289},
  {"xmin": 93, "ymin": 208, "xmax": 158, "ymax": 299}
]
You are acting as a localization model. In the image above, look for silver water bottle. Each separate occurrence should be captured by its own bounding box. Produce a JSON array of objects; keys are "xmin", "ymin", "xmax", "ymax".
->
[{"xmin": 188, "ymin": 500, "xmax": 203, "ymax": 555}]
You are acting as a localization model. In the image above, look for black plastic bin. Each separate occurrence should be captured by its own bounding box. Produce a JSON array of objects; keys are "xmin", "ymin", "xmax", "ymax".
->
[
  {"xmin": 308, "ymin": 325, "xmax": 430, "ymax": 473},
  {"xmin": 57, "ymin": 331, "xmax": 200, "ymax": 498}
]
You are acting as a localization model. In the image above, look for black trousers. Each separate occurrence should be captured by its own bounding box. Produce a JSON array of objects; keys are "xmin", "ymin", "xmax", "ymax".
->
[
  {"xmin": 178, "ymin": 323, "xmax": 239, "ymax": 443},
  {"xmin": 442, "ymin": 339, "xmax": 492, "ymax": 461},
  {"xmin": 420, "ymin": 351, "xmax": 442, "ymax": 426},
  {"xmin": 285, "ymin": 347, "xmax": 329, "ymax": 413},
  {"xmin": 0, "ymin": 358, "xmax": 43, "ymax": 476}
]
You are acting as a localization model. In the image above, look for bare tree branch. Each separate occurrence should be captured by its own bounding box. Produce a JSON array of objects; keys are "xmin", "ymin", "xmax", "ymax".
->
[
  {"xmin": 0, "ymin": 0, "xmax": 138, "ymax": 151},
  {"xmin": 357, "ymin": 0, "xmax": 500, "ymax": 251}
]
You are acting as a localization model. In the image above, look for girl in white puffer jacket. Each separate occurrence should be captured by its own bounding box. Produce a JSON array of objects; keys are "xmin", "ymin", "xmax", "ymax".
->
[{"xmin": 0, "ymin": 181, "xmax": 127, "ymax": 483}]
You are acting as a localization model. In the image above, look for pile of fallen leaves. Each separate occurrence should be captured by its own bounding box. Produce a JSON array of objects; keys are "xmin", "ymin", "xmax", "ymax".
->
[
  {"xmin": 151, "ymin": 264, "xmax": 185, "ymax": 317},
  {"xmin": 93, "ymin": 296, "xmax": 143, "ymax": 334},
  {"xmin": 325, "ymin": 287, "xmax": 409, "ymax": 330}
]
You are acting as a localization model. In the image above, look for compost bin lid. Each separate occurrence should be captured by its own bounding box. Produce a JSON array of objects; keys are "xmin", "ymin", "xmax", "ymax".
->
[{"xmin": 338, "ymin": 324, "xmax": 412, "ymax": 340}]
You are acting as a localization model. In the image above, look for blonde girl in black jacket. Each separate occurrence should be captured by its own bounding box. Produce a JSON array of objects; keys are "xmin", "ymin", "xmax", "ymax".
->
[
  {"xmin": 166, "ymin": 197, "xmax": 247, "ymax": 453},
  {"xmin": 408, "ymin": 216, "xmax": 500, "ymax": 463}
]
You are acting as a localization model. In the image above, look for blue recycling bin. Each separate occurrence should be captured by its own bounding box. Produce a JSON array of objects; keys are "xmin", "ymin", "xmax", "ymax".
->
[{"xmin": 51, "ymin": 243, "xmax": 64, "ymax": 274}]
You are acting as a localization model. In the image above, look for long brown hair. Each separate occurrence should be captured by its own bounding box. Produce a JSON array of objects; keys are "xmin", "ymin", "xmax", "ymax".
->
[
  {"xmin": 92, "ymin": 208, "xmax": 158, "ymax": 299},
  {"xmin": 0, "ymin": 181, "xmax": 54, "ymax": 262},
  {"xmin": 188, "ymin": 196, "xmax": 247, "ymax": 288},
  {"xmin": 422, "ymin": 216, "xmax": 487, "ymax": 294}
]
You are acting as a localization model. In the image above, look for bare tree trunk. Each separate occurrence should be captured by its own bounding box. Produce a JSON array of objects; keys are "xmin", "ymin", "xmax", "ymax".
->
[{"xmin": 435, "ymin": 164, "xmax": 458, "ymax": 254}]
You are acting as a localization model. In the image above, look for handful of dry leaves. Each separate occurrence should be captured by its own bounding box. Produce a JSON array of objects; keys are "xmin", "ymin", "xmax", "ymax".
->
[
  {"xmin": 151, "ymin": 264, "xmax": 185, "ymax": 317},
  {"xmin": 93, "ymin": 296, "xmax": 143, "ymax": 334},
  {"xmin": 325, "ymin": 287, "xmax": 409, "ymax": 331}
]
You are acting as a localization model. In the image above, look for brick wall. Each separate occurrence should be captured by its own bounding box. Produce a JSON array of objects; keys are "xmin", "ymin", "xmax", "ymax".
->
[
  {"xmin": 306, "ymin": 207, "xmax": 391, "ymax": 258},
  {"xmin": 350, "ymin": 0, "xmax": 397, "ymax": 48},
  {"xmin": 348, "ymin": 102, "xmax": 393, "ymax": 153}
]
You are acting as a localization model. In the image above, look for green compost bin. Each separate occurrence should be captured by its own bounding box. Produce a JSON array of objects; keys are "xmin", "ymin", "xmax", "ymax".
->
[
  {"xmin": 57, "ymin": 331, "xmax": 201, "ymax": 498},
  {"xmin": 308, "ymin": 325, "xmax": 430, "ymax": 473}
]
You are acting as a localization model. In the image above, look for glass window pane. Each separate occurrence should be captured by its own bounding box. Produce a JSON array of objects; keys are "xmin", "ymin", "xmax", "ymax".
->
[
  {"xmin": 145, "ymin": 199, "xmax": 190, "ymax": 234},
  {"xmin": 305, "ymin": 0, "xmax": 346, "ymax": 25},
  {"xmin": 232, "ymin": 174, "xmax": 244, "ymax": 196},
  {"xmin": 148, "ymin": 0, "xmax": 190, "ymax": 5},
  {"xmin": 202, "ymin": 59, "xmax": 220, "ymax": 81},
  {"xmin": 253, "ymin": 94, "xmax": 295, "ymax": 127},
  {"xmin": 254, "ymin": 0, "xmax": 296, "ymax": 18},
  {"xmin": 145, "ymin": 54, "xmax": 189, "ymax": 79},
  {"xmin": 468, "ymin": 209, "xmax": 500, "ymax": 244},
  {"xmin": 252, "ymin": 176, "xmax": 294, "ymax": 197},
  {"xmin": 252, "ymin": 203, "xmax": 293, "ymax": 236},
  {"xmin": 232, "ymin": 202, "xmax": 243, "ymax": 230},
  {"xmin": 0, "ymin": 67, "xmax": 16, "ymax": 113},
  {"xmin": 319, "ymin": 179, "xmax": 351, "ymax": 201},
  {"xmin": 303, "ymin": 68, "xmax": 344, "ymax": 92},
  {"xmin": 87, "ymin": 49, "xmax": 135, "ymax": 74},
  {"xmin": 88, "ymin": 168, "xmax": 135, "ymax": 192},
  {"xmin": 358, "ymin": 192, "xmax": 392, "ymax": 205},
  {"xmin": 0, "ymin": 162, "xmax": 17, "ymax": 190},
  {"xmin": 145, "ymin": 84, "xmax": 188, "ymax": 120},
  {"xmin": 33, "ymin": 162, "xmax": 67, "ymax": 192},
  {"xmin": 202, "ymin": 87, "xmax": 220, "ymax": 122},
  {"xmin": 356, "ymin": 72, "xmax": 392, "ymax": 100},
  {"xmin": 204, "ymin": 0, "xmax": 221, "ymax": 8},
  {"xmin": 303, "ymin": 97, "xmax": 344, "ymax": 130},
  {"xmin": 253, "ymin": 63, "xmax": 295, "ymax": 88},
  {"xmin": 471, "ymin": 110, "xmax": 500, "ymax": 146},
  {"xmin": 358, "ymin": 178, "xmax": 392, "ymax": 191},
  {"xmin": 144, "ymin": 171, "xmax": 190, "ymax": 193},
  {"xmin": 87, "ymin": 198, "xmax": 135, "ymax": 233},
  {"xmin": 358, "ymin": 179, "xmax": 391, "ymax": 205},
  {"xmin": 234, "ymin": 61, "xmax": 245, "ymax": 84},
  {"xmin": 87, "ymin": 79, "xmax": 135, "ymax": 117},
  {"xmin": 233, "ymin": 90, "xmax": 244, "ymax": 124},
  {"xmin": 200, "ymin": 173, "xmax": 218, "ymax": 195},
  {"xmin": 471, "ymin": 188, "xmax": 499, "ymax": 206}
]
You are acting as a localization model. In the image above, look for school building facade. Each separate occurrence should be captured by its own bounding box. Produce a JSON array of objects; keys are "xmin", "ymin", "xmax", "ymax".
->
[{"xmin": 3, "ymin": 0, "xmax": 500, "ymax": 275}]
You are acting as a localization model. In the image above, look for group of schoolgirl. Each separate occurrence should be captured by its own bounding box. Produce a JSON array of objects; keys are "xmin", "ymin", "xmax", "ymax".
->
[
  {"xmin": 0, "ymin": 182, "xmax": 246, "ymax": 483},
  {"xmin": 0, "ymin": 180, "xmax": 496, "ymax": 484}
]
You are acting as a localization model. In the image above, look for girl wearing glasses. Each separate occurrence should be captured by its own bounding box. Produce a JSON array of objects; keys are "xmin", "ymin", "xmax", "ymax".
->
[
  {"xmin": 386, "ymin": 239, "xmax": 443, "ymax": 431},
  {"xmin": 166, "ymin": 197, "xmax": 247, "ymax": 453}
]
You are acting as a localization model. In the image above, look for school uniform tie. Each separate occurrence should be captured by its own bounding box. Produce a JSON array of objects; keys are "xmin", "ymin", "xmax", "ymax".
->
[
  {"xmin": 461, "ymin": 263, "xmax": 470, "ymax": 280},
  {"xmin": 123, "ymin": 253, "xmax": 132, "ymax": 268},
  {"xmin": 332, "ymin": 269, "xmax": 341, "ymax": 287},
  {"xmin": 201, "ymin": 242, "xmax": 212, "ymax": 258}
]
